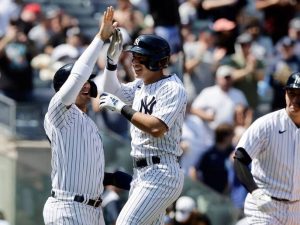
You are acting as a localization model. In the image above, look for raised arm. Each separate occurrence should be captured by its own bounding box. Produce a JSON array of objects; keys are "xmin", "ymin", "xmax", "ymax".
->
[{"xmin": 58, "ymin": 6, "xmax": 117, "ymax": 105}]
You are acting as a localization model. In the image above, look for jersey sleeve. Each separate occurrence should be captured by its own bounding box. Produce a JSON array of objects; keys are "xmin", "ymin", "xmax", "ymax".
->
[
  {"xmin": 152, "ymin": 81, "xmax": 187, "ymax": 129},
  {"xmin": 236, "ymin": 116, "xmax": 268, "ymax": 159},
  {"xmin": 46, "ymin": 94, "xmax": 69, "ymax": 129},
  {"xmin": 116, "ymin": 79, "xmax": 143, "ymax": 105}
]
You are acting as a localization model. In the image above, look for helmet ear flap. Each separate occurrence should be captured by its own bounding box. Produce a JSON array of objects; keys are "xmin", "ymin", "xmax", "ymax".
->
[
  {"xmin": 148, "ymin": 56, "xmax": 170, "ymax": 71},
  {"xmin": 88, "ymin": 80, "xmax": 98, "ymax": 98}
]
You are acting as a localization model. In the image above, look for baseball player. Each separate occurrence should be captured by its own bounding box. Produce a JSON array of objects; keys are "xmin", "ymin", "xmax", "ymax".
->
[
  {"xmin": 97, "ymin": 30, "xmax": 187, "ymax": 225},
  {"xmin": 43, "ymin": 7, "xmax": 117, "ymax": 225},
  {"xmin": 233, "ymin": 72, "xmax": 300, "ymax": 224}
]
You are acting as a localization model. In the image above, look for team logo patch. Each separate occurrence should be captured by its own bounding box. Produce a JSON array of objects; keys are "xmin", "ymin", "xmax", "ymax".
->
[{"xmin": 139, "ymin": 96, "xmax": 156, "ymax": 115}]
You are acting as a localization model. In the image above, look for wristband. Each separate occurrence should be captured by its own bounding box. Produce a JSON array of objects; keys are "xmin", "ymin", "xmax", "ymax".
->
[
  {"xmin": 121, "ymin": 105, "xmax": 136, "ymax": 121},
  {"xmin": 106, "ymin": 61, "xmax": 117, "ymax": 71}
]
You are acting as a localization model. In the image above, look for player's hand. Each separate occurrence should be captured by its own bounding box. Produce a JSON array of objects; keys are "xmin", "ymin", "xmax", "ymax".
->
[
  {"xmin": 98, "ymin": 6, "xmax": 118, "ymax": 41},
  {"xmin": 252, "ymin": 189, "xmax": 274, "ymax": 213},
  {"xmin": 107, "ymin": 28, "xmax": 123, "ymax": 65},
  {"xmin": 99, "ymin": 92, "xmax": 126, "ymax": 113}
]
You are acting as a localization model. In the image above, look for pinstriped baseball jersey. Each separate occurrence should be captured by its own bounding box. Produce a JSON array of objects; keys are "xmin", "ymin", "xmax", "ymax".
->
[
  {"xmin": 113, "ymin": 73, "xmax": 187, "ymax": 225},
  {"xmin": 44, "ymin": 93, "xmax": 105, "ymax": 199},
  {"xmin": 237, "ymin": 109, "xmax": 300, "ymax": 201},
  {"xmin": 118, "ymin": 74, "xmax": 187, "ymax": 158}
]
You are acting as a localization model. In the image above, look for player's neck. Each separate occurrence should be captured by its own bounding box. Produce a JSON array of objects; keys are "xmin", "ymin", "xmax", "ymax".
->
[
  {"xmin": 143, "ymin": 71, "xmax": 166, "ymax": 85},
  {"xmin": 76, "ymin": 103, "xmax": 88, "ymax": 113}
]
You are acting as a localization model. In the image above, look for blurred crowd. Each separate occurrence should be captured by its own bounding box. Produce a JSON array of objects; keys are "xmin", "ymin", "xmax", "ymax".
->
[{"xmin": 1, "ymin": 0, "xmax": 300, "ymax": 224}]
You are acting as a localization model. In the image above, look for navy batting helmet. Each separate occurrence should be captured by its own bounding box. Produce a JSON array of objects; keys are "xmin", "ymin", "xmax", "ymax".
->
[
  {"xmin": 53, "ymin": 63, "xmax": 98, "ymax": 98},
  {"xmin": 285, "ymin": 72, "xmax": 300, "ymax": 89},
  {"xmin": 125, "ymin": 34, "xmax": 171, "ymax": 71}
]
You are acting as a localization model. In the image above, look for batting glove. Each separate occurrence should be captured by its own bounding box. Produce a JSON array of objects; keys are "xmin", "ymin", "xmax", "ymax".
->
[
  {"xmin": 252, "ymin": 189, "xmax": 274, "ymax": 213},
  {"xmin": 107, "ymin": 28, "xmax": 123, "ymax": 65},
  {"xmin": 99, "ymin": 92, "xmax": 126, "ymax": 113}
]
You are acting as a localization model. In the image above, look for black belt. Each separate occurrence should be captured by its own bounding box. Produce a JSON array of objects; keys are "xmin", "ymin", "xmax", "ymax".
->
[
  {"xmin": 51, "ymin": 191, "xmax": 102, "ymax": 207},
  {"xmin": 133, "ymin": 156, "xmax": 160, "ymax": 168}
]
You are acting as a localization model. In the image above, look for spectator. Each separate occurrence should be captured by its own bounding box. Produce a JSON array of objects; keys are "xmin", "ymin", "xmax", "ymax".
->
[
  {"xmin": 212, "ymin": 18, "xmax": 239, "ymax": 56},
  {"xmin": 174, "ymin": 196, "xmax": 197, "ymax": 224},
  {"xmin": 18, "ymin": 3, "xmax": 42, "ymax": 35},
  {"xmin": 276, "ymin": 16, "xmax": 300, "ymax": 59},
  {"xmin": 269, "ymin": 36, "xmax": 300, "ymax": 111},
  {"xmin": 113, "ymin": 0, "xmax": 145, "ymax": 40},
  {"xmin": 179, "ymin": 0, "xmax": 201, "ymax": 28},
  {"xmin": 191, "ymin": 65, "xmax": 248, "ymax": 144},
  {"xmin": 201, "ymin": 0, "xmax": 248, "ymax": 22},
  {"xmin": 0, "ymin": 0, "xmax": 20, "ymax": 37},
  {"xmin": 229, "ymin": 32, "xmax": 265, "ymax": 111},
  {"xmin": 243, "ymin": 16, "xmax": 274, "ymax": 65},
  {"xmin": 147, "ymin": 0, "xmax": 182, "ymax": 54},
  {"xmin": 183, "ymin": 27, "xmax": 216, "ymax": 100},
  {"xmin": 255, "ymin": 0, "xmax": 298, "ymax": 44},
  {"xmin": 180, "ymin": 101, "xmax": 212, "ymax": 175},
  {"xmin": 0, "ymin": 20, "xmax": 35, "ymax": 102},
  {"xmin": 189, "ymin": 123, "xmax": 235, "ymax": 194}
]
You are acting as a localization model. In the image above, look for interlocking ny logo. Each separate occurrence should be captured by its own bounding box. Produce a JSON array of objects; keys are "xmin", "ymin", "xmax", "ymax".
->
[
  {"xmin": 134, "ymin": 37, "xmax": 140, "ymax": 46},
  {"xmin": 139, "ymin": 96, "xmax": 156, "ymax": 114}
]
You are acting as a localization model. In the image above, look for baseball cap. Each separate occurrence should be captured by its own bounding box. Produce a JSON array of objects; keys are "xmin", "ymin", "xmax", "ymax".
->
[
  {"xmin": 212, "ymin": 18, "xmax": 236, "ymax": 32},
  {"xmin": 175, "ymin": 196, "xmax": 196, "ymax": 222},
  {"xmin": 289, "ymin": 17, "xmax": 300, "ymax": 31},
  {"xmin": 216, "ymin": 65, "xmax": 233, "ymax": 78},
  {"xmin": 23, "ymin": 3, "xmax": 41, "ymax": 15}
]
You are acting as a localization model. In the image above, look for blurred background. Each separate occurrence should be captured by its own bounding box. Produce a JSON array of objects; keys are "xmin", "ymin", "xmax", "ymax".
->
[{"xmin": 1, "ymin": 0, "xmax": 300, "ymax": 225}]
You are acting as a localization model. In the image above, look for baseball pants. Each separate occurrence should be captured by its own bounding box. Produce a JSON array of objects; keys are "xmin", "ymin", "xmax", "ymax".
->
[
  {"xmin": 116, "ymin": 156, "xmax": 184, "ymax": 225},
  {"xmin": 43, "ymin": 196, "xmax": 105, "ymax": 225},
  {"xmin": 244, "ymin": 193, "xmax": 300, "ymax": 225}
]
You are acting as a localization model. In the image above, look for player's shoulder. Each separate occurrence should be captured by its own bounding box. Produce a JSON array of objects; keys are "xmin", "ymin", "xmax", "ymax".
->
[
  {"xmin": 161, "ymin": 74, "xmax": 185, "ymax": 89},
  {"xmin": 252, "ymin": 109, "xmax": 284, "ymax": 127}
]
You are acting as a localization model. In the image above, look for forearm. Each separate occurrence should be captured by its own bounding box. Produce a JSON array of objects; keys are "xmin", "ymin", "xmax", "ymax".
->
[
  {"xmin": 100, "ymin": 67, "xmax": 122, "ymax": 94},
  {"xmin": 121, "ymin": 105, "xmax": 167, "ymax": 137},
  {"xmin": 190, "ymin": 107, "xmax": 214, "ymax": 122},
  {"xmin": 255, "ymin": 0, "xmax": 279, "ymax": 10},
  {"xmin": 202, "ymin": 0, "xmax": 237, "ymax": 10}
]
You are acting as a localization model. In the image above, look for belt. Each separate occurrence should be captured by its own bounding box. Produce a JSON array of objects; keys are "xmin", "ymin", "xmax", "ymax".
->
[
  {"xmin": 133, "ymin": 156, "xmax": 160, "ymax": 168},
  {"xmin": 51, "ymin": 191, "xmax": 102, "ymax": 207}
]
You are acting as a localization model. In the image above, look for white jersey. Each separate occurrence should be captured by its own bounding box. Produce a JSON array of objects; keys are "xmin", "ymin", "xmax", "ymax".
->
[
  {"xmin": 118, "ymin": 74, "xmax": 187, "ymax": 158},
  {"xmin": 237, "ymin": 109, "xmax": 300, "ymax": 201},
  {"xmin": 44, "ymin": 93, "xmax": 105, "ymax": 199}
]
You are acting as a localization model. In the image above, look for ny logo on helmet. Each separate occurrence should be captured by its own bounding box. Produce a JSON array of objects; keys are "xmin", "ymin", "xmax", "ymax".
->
[
  {"xmin": 134, "ymin": 38, "xmax": 140, "ymax": 46},
  {"xmin": 295, "ymin": 77, "xmax": 300, "ymax": 85}
]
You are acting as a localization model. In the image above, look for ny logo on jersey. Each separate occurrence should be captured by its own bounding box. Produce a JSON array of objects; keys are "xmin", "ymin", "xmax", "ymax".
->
[{"xmin": 139, "ymin": 96, "xmax": 156, "ymax": 115}]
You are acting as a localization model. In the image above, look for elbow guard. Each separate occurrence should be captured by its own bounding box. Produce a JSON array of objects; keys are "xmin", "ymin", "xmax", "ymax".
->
[{"xmin": 234, "ymin": 147, "xmax": 252, "ymax": 166}]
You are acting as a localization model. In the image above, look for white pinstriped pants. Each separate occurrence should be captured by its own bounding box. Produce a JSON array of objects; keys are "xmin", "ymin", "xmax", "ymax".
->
[
  {"xmin": 43, "ymin": 197, "xmax": 105, "ymax": 225},
  {"xmin": 244, "ymin": 193, "xmax": 300, "ymax": 225},
  {"xmin": 116, "ymin": 156, "xmax": 184, "ymax": 225}
]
